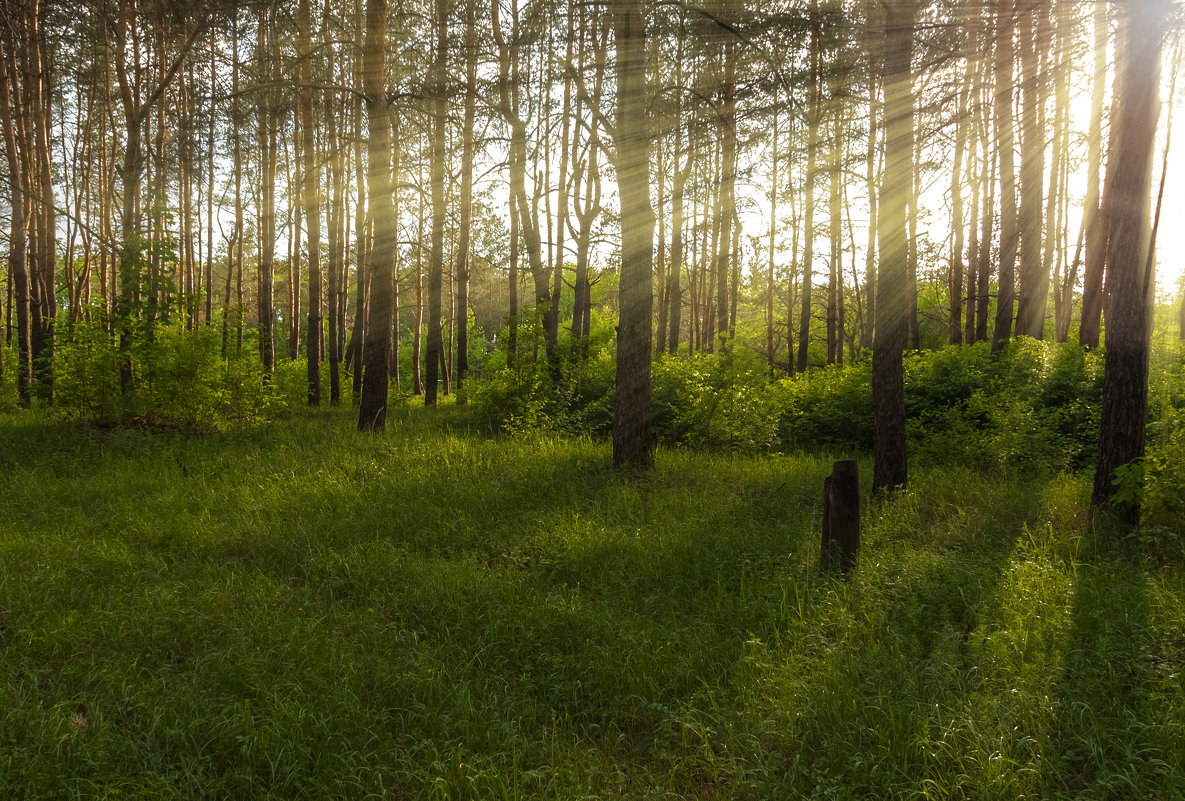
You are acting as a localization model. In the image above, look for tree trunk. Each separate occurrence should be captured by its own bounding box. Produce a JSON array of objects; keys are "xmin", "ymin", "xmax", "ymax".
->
[
  {"xmin": 872, "ymin": 0, "xmax": 917, "ymax": 493},
  {"xmin": 1015, "ymin": 0, "xmax": 1048, "ymax": 339},
  {"xmin": 949, "ymin": 36, "xmax": 972, "ymax": 346},
  {"xmin": 0, "ymin": 43, "xmax": 32, "ymax": 406},
  {"xmin": 715, "ymin": 34, "xmax": 737, "ymax": 348},
  {"xmin": 299, "ymin": 0, "xmax": 323, "ymax": 404},
  {"xmin": 1091, "ymin": 0, "xmax": 1165, "ymax": 520},
  {"xmin": 357, "ymin": 0, "xmax": 395, "ymax": 431},
  {"xmin": 797, "ymin": 6, "xmax": 821, "ymax": 372},
  {"xmin": 827, "ymin": 101, "xmax": 842, "ymax": 364},
  {"xmin": 455, "ymin": 0, "xmax": 477, "ymax": 398},
  {"xmin": 257, "ymin": 9, "xmax": 277, "ymax": 374},
  {"xmin": 424, "ymin": 0, "xmax": 447, "ymax": 407},
  {"xmin": 1078, "ymin": 0, "xmax": 1109, "ymax": 349},
  {"xmin": 991, "ymin": 0, "xmax": 1019, "ymax": 351},
  {"xmin": 611, "ymin": 0, "xmax": 655, "ymax": 469}
]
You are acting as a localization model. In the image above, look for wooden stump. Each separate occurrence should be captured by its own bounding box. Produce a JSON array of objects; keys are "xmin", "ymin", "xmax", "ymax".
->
[{"xmin": 822, "ymin": 460, "xmax": 860, "ymax": 572}]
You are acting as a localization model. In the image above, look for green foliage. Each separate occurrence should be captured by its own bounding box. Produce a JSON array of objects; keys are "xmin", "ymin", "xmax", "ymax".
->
[
  {"xmin": 906, "ymin": 339, "xmax": 1103, "ymax": 473},
  {"xmin": 652, "ymin": 349, "xmax": 784, "ymax": 451},
  {"xmin": 1123, "ymin": 347, "xmax": 1185, "ymax": 542},
  {"xmin": 775, "ymin": 359, "xmax": 874, "ymax": 452},
  {"xmin": 53, "ymin": 314, "xmax": 311, "ymax": 431},
  {"xmin": 465, "ymin": 335, "xmax": 1104, "ymax": 474},
  {"xmin": 54, "ymin": 320, "xmax": 124, "ymax": 422}
]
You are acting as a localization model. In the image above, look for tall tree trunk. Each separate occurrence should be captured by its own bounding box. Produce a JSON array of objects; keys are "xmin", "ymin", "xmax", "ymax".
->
[
  {"xmin": 455, "ymin": 0, "xmax": 477, "ymax": 398},
  {"xmin": 424, "ymin": 0, "xmax": 447, "ymax": 407},
  {"xmin": 862, "ymin": 80, "xmax": 878, "ymax": 352},
  {"xmin": 827, "ymin": 101, "xmax": 842, "ymax": 364},
  {"xmin": 0, "ymin": 43, "xmax": 32, "ymax": 405},
  {"xmin": 611, "ymin": 0, "xmax": 655, "ymax": 469},
  {"xmin": 1015, "ymin": 0, "xmax": 1048, "ymax": 339},
  {"xmin": 1078, "ymin": 0, "xmax": 1109, "ymax": 349},
  {"xmin": 1092, "ymin": 0, "xmax": 1166, "ymax": 520},
  {"xmin": 872, "ymin": 0, "xmax": 917, "ymax": 493},
  {"xmin": 357, "ymin": 0, "xmax": 395, "ymax": 430},
  {"xmin": 949, "ymin": 36, "xmax": 972, "ymax": 346},
  {"xmin": 767, "ymin": 93, "xmax": 779, "ymax": 374},
  {"xmin": 715, "ymin": 33, "xmax": 737, "ymax": 348},
  {"xmin": 300, "ymin": 0, "xmax": 323, "ymax": 404},
  {"xmin": 797, "ymin": 5, "xmax": 821, "ymax": 372},
  {"xmin": 991, "ymin": 0, "xmax": 1019, "ymax": 350},
  {"xmin": 257, "ymin": 9, "xmax": 277, "ymax": 373},
  {"xmin": 326, "ymin": 29, "xmax": 345, "ymax": 403},
  {"xmin": 412, "ymin": 152, "xmax": 425, "ymax": 391},
  {"xmin": 668, "ymin": 135, "xmax": 688, "ymax": 356}
]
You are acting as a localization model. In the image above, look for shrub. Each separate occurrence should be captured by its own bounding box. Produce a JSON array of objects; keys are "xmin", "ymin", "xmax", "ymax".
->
[
  {"xmin": 651, "ymin": 350, "xmax": 782, "ymax": 451},
  {"xmin": 55, "ymin": 320, "xmax": 124, "ymax": 422},
  {"xmin": 775, "ymin": 360, "xmax": 873, "ymax": 453},
  {"xmin": 53, "ymin": 316, "xmax": 313, "ymax": 431}
]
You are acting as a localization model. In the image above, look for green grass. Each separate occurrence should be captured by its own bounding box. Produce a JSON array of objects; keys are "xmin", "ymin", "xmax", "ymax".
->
[{"xmin": 1, "ymin": 406, "xmax": 1182, "ymax": 799}]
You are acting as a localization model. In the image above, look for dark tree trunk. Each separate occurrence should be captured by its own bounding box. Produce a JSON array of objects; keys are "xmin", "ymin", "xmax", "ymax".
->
[
  {"xmin": 797, "ymin": 6, "xmax": 821, "ymax": 372},
  {"xmin": 1015, "ymin": 0, "xmax": 1047, "ymax": 340},
  {"xmin": 872, "ymin": 0, "xmax": 916, "ymax": 493},
  {"xmin": 611, "ymin": 0, "xmax": 655, "ymax": 469},
  {"xmin": 1078, "ymin": 0, "xmax": 1109, "ymax": 349},
  {"xmin": 1091, "ymin": 0, "xmax": 1166, "ymax": 520},
  {"xmin": 454, "ymin": 0, "xmax": 477, "ymax": 398},
  {"xmin": 299, "ymin": 0, "xmax": 323, "ymax": 405},
  {"xmin": 424, "ymin": 0, "xmax": 447, "ymax": 407},
  {"xmin": 357, "ymin": 0, "xmax": 395, "ymax": 431},
  {"xmin": 991, "ymin": 0, "xmax": 1018, "ymax": 351}
]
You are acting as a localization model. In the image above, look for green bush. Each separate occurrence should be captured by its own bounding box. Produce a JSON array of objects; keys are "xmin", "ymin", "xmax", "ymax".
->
[
  {"xmin": 906, "ymin": 339, "xmax": 1103, "ymax": 473},
  {"xmin": 651, "ymin": 350, "xmax": 783, "ymax": 451},
  {"xmin": 52, "ymin": 316, "xmax": 315, "ymax": 431},
  {"xmin": 461, "ymin": 334, "xmax": 1115, "ymax": 476},
  {"xmin": 775, "ymin": 360, "xmax": 873, "ymax": 453},
  {"xmin": 55, "ymin": 320, "xmax": 124, "ymax": 422}
]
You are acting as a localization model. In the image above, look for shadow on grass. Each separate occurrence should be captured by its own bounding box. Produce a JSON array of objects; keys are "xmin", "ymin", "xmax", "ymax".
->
[
  {"xmin": 1043, "ymin": 535, "xmax": 1173, "ymax": 798},
  {"xmin": 723, "ymin": 471, "xmax": 1073, "ymax": 797}
]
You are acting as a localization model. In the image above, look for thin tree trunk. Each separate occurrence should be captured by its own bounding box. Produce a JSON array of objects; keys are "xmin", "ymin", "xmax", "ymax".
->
[
  {"xmin": 1078, "ymin": 0, "xmax": 1109, "ymax": 348},
  {"xmin": 991, "ymin": 0, "xmax": 1019, "ymax": 350},
  {"xmin": 455, "ymin": 0, "xmax": 477, "ymax": 398},
  {"xmin": 797, "ymin": 6, "xmax": 821, "ymax": 372},
  {"xmin": 424, "ymin": 0, "xmax": 447, "ymax": 406},
  {"xmin": 300, "ymin": 0, "xmax": 323, "ymax": 404}
]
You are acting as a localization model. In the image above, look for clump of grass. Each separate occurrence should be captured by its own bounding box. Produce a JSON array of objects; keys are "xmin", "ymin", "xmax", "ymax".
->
[{"xmin": 0, "ymin": 407, "xmax": 1182, "ymax": 798}]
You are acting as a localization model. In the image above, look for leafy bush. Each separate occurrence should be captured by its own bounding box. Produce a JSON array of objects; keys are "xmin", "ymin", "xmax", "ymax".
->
[
  {"xmin": 775, "ymin": 360, "xmax": 873, "ymax": 453},
  {"xmin": 462, "ymin": 334, "xmax": 1111, "ymax": 475},
  {"xmin": 651, "ymin": 350, "xmax": 783, "ymax": 451},
  {"xmin": 55, "ymin": 320, "xmax": 124, "ymax": 422},
  {"xmin": 53, "ymin": 315, "xmax": 314, "ymax": 431},
  {"xmin": 906, "ymin": 340, "xmax": 1103, "ymax": 472}
]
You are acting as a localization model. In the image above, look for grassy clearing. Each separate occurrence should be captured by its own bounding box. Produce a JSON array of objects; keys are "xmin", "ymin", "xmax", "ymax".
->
[{"xmin": 0, "ymin": 406, "xmax": 1182, "ymax": 799}]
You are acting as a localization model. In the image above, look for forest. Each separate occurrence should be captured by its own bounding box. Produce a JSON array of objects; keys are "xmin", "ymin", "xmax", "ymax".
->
[{"xmin": 2, "ymin": 0, "xmax": 1185, "ymax": 797}]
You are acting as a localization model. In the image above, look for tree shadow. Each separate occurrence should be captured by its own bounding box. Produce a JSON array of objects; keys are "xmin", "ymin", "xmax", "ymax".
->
[
  {"xmin": 1042, "ymin": 539, "xmax": 1174, "ymax": 798},
  {"xmin": 725, "ymin": 471, "xmax": 1071, "ymax": 797}
]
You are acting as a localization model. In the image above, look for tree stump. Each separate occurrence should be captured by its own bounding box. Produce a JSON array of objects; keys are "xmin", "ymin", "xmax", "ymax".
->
[{"xmin": 822, "ymin": 460, "xmax": 860, "ymax": 572}]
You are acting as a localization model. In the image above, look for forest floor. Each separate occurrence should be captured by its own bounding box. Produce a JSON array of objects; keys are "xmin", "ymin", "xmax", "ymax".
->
[{"xmin": 1, "ymin": 406, "xmax": 1183, "ymax": 799}]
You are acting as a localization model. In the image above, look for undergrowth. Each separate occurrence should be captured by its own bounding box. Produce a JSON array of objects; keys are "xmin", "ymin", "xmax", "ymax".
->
[{"xmin": 0, "ymin": 409, "xmax": 1182, "ymax": 798}]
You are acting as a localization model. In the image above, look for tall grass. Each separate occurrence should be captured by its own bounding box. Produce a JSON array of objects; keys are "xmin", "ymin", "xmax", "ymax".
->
[{"xmin": 0, "ymin": 408, "xmax": 1182, "ymax": 798}]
